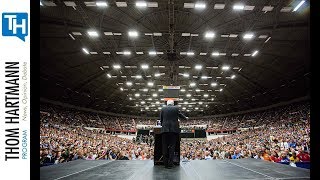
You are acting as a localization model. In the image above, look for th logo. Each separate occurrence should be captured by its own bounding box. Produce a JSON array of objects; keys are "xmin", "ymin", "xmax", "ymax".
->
[{"xmin": 2, "ymin": 13, "xmax": 28, "ymax": 41}]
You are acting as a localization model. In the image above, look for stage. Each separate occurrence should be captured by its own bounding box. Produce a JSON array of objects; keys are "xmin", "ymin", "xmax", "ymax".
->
[{"xmin": 40, "ymin": 159, "xmax": 310, "ymax": 180}]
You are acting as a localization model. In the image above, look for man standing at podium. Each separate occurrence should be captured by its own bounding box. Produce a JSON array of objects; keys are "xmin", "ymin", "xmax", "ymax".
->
[{"xmin": 160, "ymin": 99, "xmax": 188, "ymax": 168}]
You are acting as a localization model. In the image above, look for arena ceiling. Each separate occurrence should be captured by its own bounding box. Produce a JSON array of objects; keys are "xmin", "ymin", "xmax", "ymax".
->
[{"xmin": 40, "ymin": 0, "xmax": 310, "ymax": 117}]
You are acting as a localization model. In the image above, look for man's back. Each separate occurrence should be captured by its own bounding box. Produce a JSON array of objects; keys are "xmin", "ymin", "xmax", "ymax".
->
[{"xmin": 160, "ymin": 105, "xmax": 186, "ymax": 133}]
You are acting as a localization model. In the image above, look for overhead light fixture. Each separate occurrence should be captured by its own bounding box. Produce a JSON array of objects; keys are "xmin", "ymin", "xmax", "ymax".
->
[
  {"xmin": 205, "ymin": 32, "xmax": 215, "ymax": 39},
  {"xmin": 136, "ymin": 75, "xmax": 142, "ymax": 79},
  {"xmin": 293, "ymin": 0, "xmax": 305, "ymax": 12},
  {"xmin": 219, "ymin": 88, "xmax": 223, "ymax": 92},
  {"xmin": 87, "ymin": 30, "xmax": 99, "ymax": 37},
  {"xmin": 183, "ymin": 73, "xmax": 189, "ymax": 78},
  {"xmin": 231, "ymin": 75, "xmax": 236, "ymax": 79},
  {"xmin": 182, "ymin": 107, "xmax": 186, "ymax": 110},
  {"xmin": 212, "ymin": 52, "xmax": 219, "ymax": 56},
  {"xmin": 243, "ymin": 33, "xmax": 254, "ymax": 39},
  {"xmin": 190, "ymin": 82, "xmax": 196, "ymax": 87},
  {"xmin": 195, "ymin": 89, "xmax": 200, "ymax": 92},
  {"xmin": 107, "ymin": 73, "xmax": 111, "ymax": 78},
  {"xmin": 129, "ymin": 97, "xmax": 132, "ymax": 100},
  {"xmin": 136, "ymin": 1, "xmax": 147, "ymax": 7},
  {"xmin": 199, "ymin": 102, "xmax": 203, "ymax": 104},
  {"xmin": 264, "ymin": 37, "xmax": 271, "ymax": 43},
  {"xmin": 147, "ymin": 82, "xmax": 154, "ymax": 87},
  {"xmin": 211, "ymin": 82, "xmax": 218, "ymax": 86},
  {"xmin": 141, "ymin": 64, "xmax": 149, "ymax": 69},
  {"xmin": 123, "ymin": 51, "xmax": 131, "ymax": 55},
  {"xmin": 152, "ymin": 93, "xmax": 157, "ymax": 97},
  {"xmin": 113, "ymin": 64, "xmax": 121, "ymax": 69},
  {"xmin": 221, "ymin": 65, "xmax": 230, "ymax": 71},
  {"xmin": 126, "ymin": 82, "xmax": 133, "ymax": 86},
  {"xmin": 156, "ymin": 101, "xmax": 160, "ymax": 104},
  {"xmin": 186, "ymin": 94, "xmax": 191, "ymax": 97},
  {"xmin": 143, "ymin": 88, "xmax": 148, "ymax": 92},
  {"xmin": 195, "ymin": 3, "xmax": 206, "ymax": 9},
  {"xmin": 187, "ymin": 52, "xmax": 194, "ymax": 56},
  {"xmin": 149, "ymin": 51, "xmax": 157, "ymax": 55},
  {"xmin": 155, "ymin": 73, "xmax": 161, "ymax": 77},
  {"xmin": 135, "ymin": 93, "xmax": 140, "ymax": 97},
  {"xmin": 141, "ymin": 101, "xmax": 145, "ymax": 104},
  {"xmin": 195, "ymin": 65, "xmax": 202, "ymax": 70},
  {"xmin": 128, "ymin": 31, "xmax": 138, "ymax": 37},
  {"xmin": 252, "ymin": 50, "xmax": 258, "ymax": 56},
  {"xmin": 96, "ymin": 1, "xmax": 108, "ymax": 7},
  {"xmin": 120, "ymin": 87, "xmax": 124, "ymax": 91},
  {"xmin": 203, "ymin": 94, "xmax": 209, "ymax": 98},
  {"xmin": 181, "ymin": 89, "xmax": 186, "ymax": 92},
  {"xmin": 40, "ymin": 1, "xmax": 43, "ymax": 6},
  {"xmin": 82, "ymin": 48, "xmax": 89, "ymax": 54},
  {"xmin": 201, "ymin": 76, "xmax": 208, "ymax": 79},
  {"xmin": 233, "ymin": 4, "xmax": 245, "ymax": 10}
]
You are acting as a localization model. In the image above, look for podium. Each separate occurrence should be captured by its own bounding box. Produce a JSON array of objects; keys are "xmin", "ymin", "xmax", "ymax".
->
[{"xmin": 153, "ymin": 126, "xmax": 180, "ymax": 165}]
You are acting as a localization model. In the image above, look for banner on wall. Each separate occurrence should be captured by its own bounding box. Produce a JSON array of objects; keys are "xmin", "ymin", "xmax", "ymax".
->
[{"xmin": 0, "ymin": 0, "xmax": 30, "ymax": 179}]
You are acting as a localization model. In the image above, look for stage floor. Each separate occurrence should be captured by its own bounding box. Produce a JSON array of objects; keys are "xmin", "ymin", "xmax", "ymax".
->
[{"xmin": 40, "ymin": 159, "xmax": 310, "ymax": 180}]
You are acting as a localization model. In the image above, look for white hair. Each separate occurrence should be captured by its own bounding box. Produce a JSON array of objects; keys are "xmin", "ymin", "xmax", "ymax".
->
[{"xmin": 167, "ymin": 99, "xmax": 174, "ymax": 106}]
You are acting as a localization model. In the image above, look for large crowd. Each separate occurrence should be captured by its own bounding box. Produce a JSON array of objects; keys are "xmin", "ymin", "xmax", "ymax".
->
[{"xmin": 40, "ymin": 101, "xmax": 310, "ymax": 167}]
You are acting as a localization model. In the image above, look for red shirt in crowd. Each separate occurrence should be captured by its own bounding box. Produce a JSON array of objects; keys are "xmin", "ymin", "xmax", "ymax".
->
[{"xmin": 297, "ymin": 152, "xmax": 310, "ymax": 162}]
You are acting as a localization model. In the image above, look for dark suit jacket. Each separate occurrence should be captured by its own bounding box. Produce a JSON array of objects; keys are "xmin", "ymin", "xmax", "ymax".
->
[{"xmin": 160, "ymin": 105, "xmax": 187, "ymax": 133}]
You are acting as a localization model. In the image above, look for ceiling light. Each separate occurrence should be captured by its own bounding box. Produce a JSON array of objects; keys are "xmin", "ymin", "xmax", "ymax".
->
[
  {"xmin": 87, "ymin": 30, "xmax": 99, "ymax": 37},
  {"xmin": 212, "ymin": 52, "xmax": 219, "ymax": 56},
  {"xmin": 183, "ymin": 73, "xmax": 189, "ymax": 78},
  {"xmin": 149, "ymin": 51, "xmax": 157, "ymax": 55},
  {"xmin": 141, "ymin": 64, "xmax": 149, "ymax": 69},
  {"xmin": 231, "ymin": 75, "xmax": 236, "ymax": 79},
  {"xmin": 143, "ymin": 88, "xmax": 148, "ymax": 92},
  {"xmin": 113, "ymin": 64, "xmax": 121, "ymax": 69},
  {"xmin": 126, "ymin": 82, "xmax": 133, "ymax": 86},
  {"xmin": 135, "ymin": 93, "xmax": 140, "ymax": 97},
  {"xmin": 221, "ymin": 65, "xmax": 230, "ymax": 71},
  {"xmin": 195, "ymin": 65, "xmax": 202, "ymax": 70},
  {"xmin": 68, "ymin": 33, "xmax": 75, "ymax": 40},
  {"xmin": 252, "ymin": 50, "xmax": 258, "ymax": 56},
  {"xmin": 195, "ymin": 107, "xmax": 199, "ymax": 110},
  {"xmin": 96, "ymin": 1, "xmax": 108, "ymax": 7},
  {"xmin": 205, "ymin": 32, "xmax": 215, "ymax": 39},
  {"xmin": 152, "ymin": 93, "xmax": 157, "ymax": 97},
  {"xmin": 196, "ymin": 89, "xmax": 200, "ymax": 92},
  {"xmin": 107, "ymin": 73, "xmax": 111, "ymax": 78},
  {"xmin": 136, "ymin": 75, "xmax": 142, "ymax": 79},
  {"xmin": 155, "ymin": 73, "xmax": 161, "ymax": 77},
  {"xmin": 156, "ymin": 101, "xmax": 160, "ymax": 104},
  {"xmin": 186, "ymin": 94, "xmax": 191, "ymax": 97},
  {"xmin": 190, "ymin": 82, "xmax": 196, "ymax": 87},
  {"xmin": 265, "ymin": 37, "xmax": 271, "ymax": 43},
  {"xmin": 187, "ymin": 110, "xmax": 190, "ymax": 112},
  {"xmin": 187, "ymin": 52, "xmax": 194, "ymax": 56},
  {"xmin": 184, "ymin": 102, "xmax": 188, "ymax": 104},
  {"xmin": 233, "ymin": 4, "xmax": 244, "ymax": 10},
  {"xmin": 211, "ymin": 82, "xmax": 217, "ymax": 86},
  {"xmin": 120, "ymin": 87, "xmax": 123, "ymax": 91},
  {"xmin": 136, "ymin": 1, "xmax": 147, "ymax": 7},
  {"xmin": 128, "ymin": 31, "xmax": 138, "ymax": 37},
  {"xmin": 192, "ymin": 99, "xmax": 196, "ymax": 101},
  {"xmin": 195, "ymin": 3, "xmax": 206, "ymax": 9},
  {"xmin": 148, "ymin": 82, "xmax": 154, "ymax": 87},
  {"xmin": 243, "ymin": 33, "xmax": 254, "ymax": 39},
  {"xmin": 204, "ymin": 94, "xmax": 209, "ymax": 97},
  {"xmin": 158, "ymin": 89, "xmax": 163, "ymax": 92},
  {"xmin": 201, "ymin": 76, "xmax": 208, "ymax": 79},
  {"xmin": 40, "ymin": 1, "xmax": 43, "ymax": 6},
  {"xmin": 123, "ymin": 51, "xmax": 131, "ymax": 55},
  {"xmin": 129, "ymin": 97, "xmax": 132, "ymax": 100},
  {"xmin": 181, "ymin": 89, "xmax": 186, "ymax": 92},
  {"xmin": 141, "ymin": 101, "xmax": 145, "ymax": 104},
  {"xmin": 219, "ymin": 88, "xmax": 223, "ymax": 92},
  {"xmin": 183, "ymin": 107, "xmax": 186, "ymax": 110},
  {"xmin": 293, "ymin": 0, "xmax": 305, "ymax": 12},
  {"xmin": 82, "ymin": 48, "xmax": 89, "ymax": 54},
  {"xmin": 199, "ymin": 102, "xmax": 203, "ymax": 104}
]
